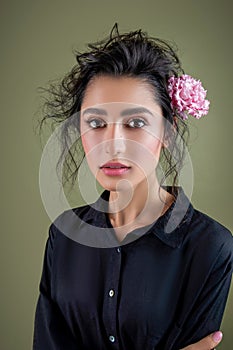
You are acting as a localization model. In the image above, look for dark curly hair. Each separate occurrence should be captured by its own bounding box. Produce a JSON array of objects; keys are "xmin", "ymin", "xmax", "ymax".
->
[{"xmin": 36, "ymin": 23, "xmax": 189, "ymax": 199}]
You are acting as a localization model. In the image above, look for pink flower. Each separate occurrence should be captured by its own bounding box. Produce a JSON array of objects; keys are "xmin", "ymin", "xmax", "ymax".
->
[{"xmin": 168, "ymin": 74, "xmax": 210, "ymax": 120}]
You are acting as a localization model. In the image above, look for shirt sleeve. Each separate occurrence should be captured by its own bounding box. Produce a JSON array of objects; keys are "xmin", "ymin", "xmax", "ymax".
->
[
  {"xmin": 164, "ymin": 231, "xmax": 233, "ymax": 350},
  {"xmin": 32, "ymin": 225, "xmax": 81, "ymax": 350}
]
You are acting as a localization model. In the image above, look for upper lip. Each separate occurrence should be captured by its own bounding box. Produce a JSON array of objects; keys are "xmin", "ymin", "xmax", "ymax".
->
[{"xmin": 100, "ymin": 162, "xmax": 130, "ymax": 168}]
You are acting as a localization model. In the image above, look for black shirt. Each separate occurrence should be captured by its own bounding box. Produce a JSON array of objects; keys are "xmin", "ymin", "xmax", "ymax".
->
[{"xmin": 33, "ymin": 187, "xmax": 233, "ymax": 350}]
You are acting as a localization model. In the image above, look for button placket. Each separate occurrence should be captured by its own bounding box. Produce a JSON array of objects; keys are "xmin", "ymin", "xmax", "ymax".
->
[{"xmin": 103, "ymin": 248, "xmax": 122, "ymax": 346}]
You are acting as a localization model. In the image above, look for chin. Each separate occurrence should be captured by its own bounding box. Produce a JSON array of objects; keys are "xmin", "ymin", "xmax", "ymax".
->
[
  {"xmin": 98, "ymin": 180, "xmax": 127, "ymax": 193},
  {"xmin": 98, "ymin": 176, "xmax": 146, "ymax": 194}
]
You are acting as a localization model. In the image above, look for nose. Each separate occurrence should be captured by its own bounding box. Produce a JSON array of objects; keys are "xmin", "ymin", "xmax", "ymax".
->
[{"xmin": 105, "ymin": 122, "xmax": 126, "ymax": 156}]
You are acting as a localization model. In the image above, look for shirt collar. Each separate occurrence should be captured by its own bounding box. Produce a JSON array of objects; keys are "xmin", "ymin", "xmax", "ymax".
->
[{"xmin": 80, "ymin": 187, "xmax": 194, "ymax": 248}]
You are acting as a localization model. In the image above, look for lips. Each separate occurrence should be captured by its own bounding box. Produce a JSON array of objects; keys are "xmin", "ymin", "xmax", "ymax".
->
[
  {"xmin": 100, "ymin": 162, "xmax": 131, "ymax": 176},
  {"xmin": 100, "ymin": 162, "xmax": 130, "ymax": 169}
]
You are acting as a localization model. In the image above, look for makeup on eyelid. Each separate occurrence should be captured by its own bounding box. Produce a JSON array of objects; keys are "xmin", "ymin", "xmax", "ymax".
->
[{"xmin": 84, "ymin": 117, "xmax": 148, "ymax": 129}]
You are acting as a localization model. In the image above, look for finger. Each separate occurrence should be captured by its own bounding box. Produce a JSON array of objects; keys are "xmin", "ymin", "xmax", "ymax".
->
[{"xmin": 180, "ymin": 331, "xmax": 223, "ymax": 350}]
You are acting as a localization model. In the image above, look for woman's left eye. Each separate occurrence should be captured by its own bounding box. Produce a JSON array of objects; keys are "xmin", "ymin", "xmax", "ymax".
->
[{"xmin": 127, "ymin": 118, "xmax": 147, "ymax": 128}]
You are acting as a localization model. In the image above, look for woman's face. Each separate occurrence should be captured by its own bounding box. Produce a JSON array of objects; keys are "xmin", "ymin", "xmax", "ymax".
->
[{"xmin": 80, "ymin": 75, "xmax": 165, "ymax": 192}]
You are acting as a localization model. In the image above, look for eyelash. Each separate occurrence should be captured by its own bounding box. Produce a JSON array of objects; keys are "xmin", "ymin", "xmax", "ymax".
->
[
  {"xmin": 86, "ymin": 117, "xmax": 147, "ymax": 129},
  {"xmin": 127, "ymin": 118, "xmax": 147, "ymax": 128},
  {"xmin": 86, "ymin": 118, "xmax": 106, "ymax": 129}
]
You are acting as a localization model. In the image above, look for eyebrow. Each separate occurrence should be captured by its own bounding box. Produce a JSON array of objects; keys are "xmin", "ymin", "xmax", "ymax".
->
[
  {"xmin": 82, "ymin": 107, "xmax": 154, "ymax": 117},
  {"xmin": 120, "ymin": 107, "xmax": 154, "ymax": 117},
  {"xmin": 82, "ymin": 108, "xmax": 107, "ymax": 116}
]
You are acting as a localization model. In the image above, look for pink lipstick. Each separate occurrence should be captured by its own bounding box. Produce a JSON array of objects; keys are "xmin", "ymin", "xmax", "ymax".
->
[{"xmin": 100, "ymin": 162, "xmax": 131, "ymax": 176}]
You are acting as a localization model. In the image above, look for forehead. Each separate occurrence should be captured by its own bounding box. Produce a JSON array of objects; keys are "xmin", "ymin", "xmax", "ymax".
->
[{"xmin": 81, "ymin": 75, "xmax": 162, "ymax": 113}]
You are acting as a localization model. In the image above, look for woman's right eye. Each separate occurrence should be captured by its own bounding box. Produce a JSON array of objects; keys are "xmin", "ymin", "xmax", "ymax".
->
[{"xmin": 87, "ymin": 119, "xmax": 106, "ymax": 129}]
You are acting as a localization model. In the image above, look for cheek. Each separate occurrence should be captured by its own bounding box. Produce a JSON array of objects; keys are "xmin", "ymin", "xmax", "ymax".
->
[
  {"xmin": 81, "ymin": 135, "xmax": 96, "ymax": 174},
  {"xmin": 81, "ymin": 131, "xmax": 100, "ymax": 154},
  {"xmin": 81, "ymin": 134, "xmax": 90, "ymax": 154},
  {"xmin": 81, "ymin": 132, "xmax": 103, "ymax": 167},
  {"xmin": 143, "ymin": 136, "xmax": 163, "ymax": 159}
]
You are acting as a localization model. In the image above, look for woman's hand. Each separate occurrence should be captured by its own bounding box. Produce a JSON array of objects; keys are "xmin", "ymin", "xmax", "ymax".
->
[{"xmin": 181, "ymin": 331, "xmax": 223, "ymax": 350}]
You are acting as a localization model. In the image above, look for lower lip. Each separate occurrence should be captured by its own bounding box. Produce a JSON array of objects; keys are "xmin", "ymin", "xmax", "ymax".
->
[{"xmin": 101, "ymin": 167, "xmax": 131, "ymax": 176}]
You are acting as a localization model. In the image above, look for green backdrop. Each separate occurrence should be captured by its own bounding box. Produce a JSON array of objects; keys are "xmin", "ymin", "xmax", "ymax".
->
[{"xmin": 1, "ymin": 0, "xmax": 232, "ymax": 349}]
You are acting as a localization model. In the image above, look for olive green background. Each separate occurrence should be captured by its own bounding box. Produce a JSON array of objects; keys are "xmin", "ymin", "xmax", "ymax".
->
[{"xmin": 1, "ymin": 0, "xmax": 232, "ymax": 349}]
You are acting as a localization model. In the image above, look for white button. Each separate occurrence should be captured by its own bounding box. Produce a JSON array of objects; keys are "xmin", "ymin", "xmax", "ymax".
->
[
  {"xmin": 109, "ymin": 289, "xmax": 115, "ymax": 297},
  {"xmin": 116, "ymin": 247, "xmax": 121, "ymax": 253},
  {"xmin": 109, "ymin": 335, "xmax": 115, "ymax": 343}
]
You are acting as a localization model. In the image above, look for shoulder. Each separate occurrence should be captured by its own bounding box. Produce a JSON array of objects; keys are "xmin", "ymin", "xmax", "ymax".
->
[
  {"xmin": 48, "ymin": 203, "xmax": 93, "ymax": 243},
  {"xmin": 190, "ymin": 208, "xmax": 232, "ymax": 241},
  {"xmin": 186, "ymin": 207, "xmax": 233, "ymax": 265}
]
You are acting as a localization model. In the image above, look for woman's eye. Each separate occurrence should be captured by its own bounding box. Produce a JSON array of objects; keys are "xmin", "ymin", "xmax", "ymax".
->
[
  {"xmin": 88, "ymin": 119, "xmax": 106, "ymax": 129},
  {"xmin": 127, "ymin": 118, "xmax": 147, "ymax": 128}
]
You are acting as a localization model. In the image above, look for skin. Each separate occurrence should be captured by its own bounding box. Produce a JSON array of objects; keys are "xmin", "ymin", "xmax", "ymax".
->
[
  {"xmin": 80, "ymin": 75, "xmax": 222, "ymax": 349},
  {"xmin": 181, "ymin": 331, "xmax": 223, "ymax": 349},
  {"xmin": 80, "ymin": 75, "xmax": 174, "ymax": 241}
]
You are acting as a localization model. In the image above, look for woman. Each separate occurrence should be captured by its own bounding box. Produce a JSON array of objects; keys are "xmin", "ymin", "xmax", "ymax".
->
[{"xmin": 33, "ymin": 25, "xmax": 233, "ymax": 349}]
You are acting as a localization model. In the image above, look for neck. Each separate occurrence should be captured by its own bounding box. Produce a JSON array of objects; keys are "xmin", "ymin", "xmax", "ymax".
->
[{"xmin": 108, "ymin": 174, "xmax": 173, "ymax": 228}]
